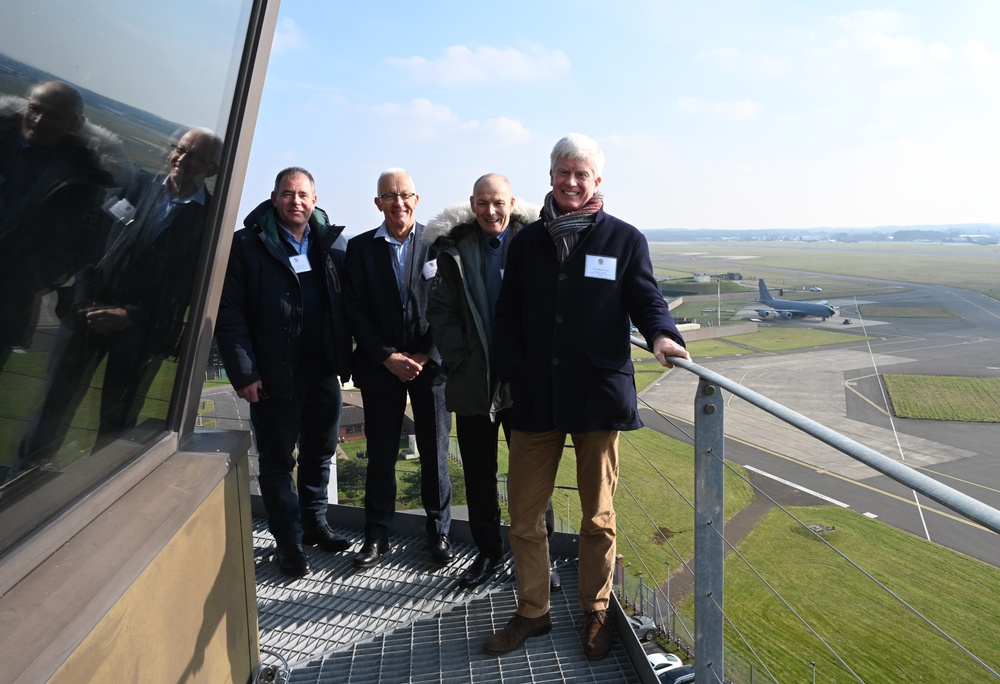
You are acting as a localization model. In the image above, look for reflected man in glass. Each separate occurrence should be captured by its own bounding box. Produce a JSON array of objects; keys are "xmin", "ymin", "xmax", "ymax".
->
[
  {"xmin": 0, "ymin": 80, "xmax": 127, "ymax": 372},
  {"xmin": 11, "ymin": 128, "xmax": 221, "ymax": 479}
]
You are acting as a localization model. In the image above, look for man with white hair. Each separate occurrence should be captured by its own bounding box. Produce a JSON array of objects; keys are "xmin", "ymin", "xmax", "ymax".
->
[
  {"xmin": 485, "ymin": 134, "xmax": 690, "ymax": 660},
  {"xmin": 345, "ymin": 168, "xmax": 453, "ymax": 569}
]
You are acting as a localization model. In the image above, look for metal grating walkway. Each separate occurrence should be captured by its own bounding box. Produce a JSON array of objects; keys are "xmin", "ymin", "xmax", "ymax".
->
[{"xmin": 253, "ymin": 519, "xmax": 643, "ymax": 683}]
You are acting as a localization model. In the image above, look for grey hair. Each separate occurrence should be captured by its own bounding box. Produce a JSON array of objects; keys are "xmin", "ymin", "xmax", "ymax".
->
[
  {"xmin": 274, "ymin": 166, "xmax": 315, "ymax": 193},
  {"xmin": 377, "ymin": 167, "xmax": 412, "ymax": 193},
  {"xmin": 549, "ymin": 133, "xmax": 605, "ymax": 179}
]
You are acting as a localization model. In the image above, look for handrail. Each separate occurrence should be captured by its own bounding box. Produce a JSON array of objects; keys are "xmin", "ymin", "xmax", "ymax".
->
[{"xmin": 631, "ymin": 337, "xmax": 1000, "ymax": 536}]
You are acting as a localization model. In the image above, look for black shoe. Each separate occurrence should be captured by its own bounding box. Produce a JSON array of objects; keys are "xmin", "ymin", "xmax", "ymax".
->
[
  {"xmin": 429, "ymin": 533, "xmax": 455, "ymax": 564},
  {"xmin": 457, "ymin": 553, "xmax": 501, "ymax": 588},
  {"xmin": 302, "ymin": 524, "xmax": 351, "ymax": 553},
  {"xmin": 275, "ymin": 544, "xmax": 310, "ymax": 577},
  {"xmin": 550, "ymin": 568, "xmax": 562, "ymax": 592},
  {"xmin": 353, "ymin": 538, "xmax": 389, "ymax": 568}
]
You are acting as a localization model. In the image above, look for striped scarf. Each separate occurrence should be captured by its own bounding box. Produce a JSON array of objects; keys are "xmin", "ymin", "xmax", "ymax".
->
[{"xmin": 543, "ymin": 191, "xmax": 604, "ymax": 263}]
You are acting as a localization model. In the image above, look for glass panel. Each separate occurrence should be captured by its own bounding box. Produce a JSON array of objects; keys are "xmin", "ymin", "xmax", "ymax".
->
[{"xmin": 0, "ymin": 0, "xmax": 254, "ymax": 554}]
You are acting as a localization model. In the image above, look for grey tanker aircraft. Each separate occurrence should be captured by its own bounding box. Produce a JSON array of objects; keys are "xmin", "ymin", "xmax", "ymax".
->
[{"xmin": 756, "ymin": 279, "xmax": 836, "ymax": 320}]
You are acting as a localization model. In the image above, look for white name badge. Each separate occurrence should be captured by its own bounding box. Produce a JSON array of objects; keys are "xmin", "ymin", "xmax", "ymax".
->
[
  {"xmin": 422, "ymin": 259, "xmax": 438, "ymax": 279},
  {"xmin": 585, "ymin": 254, "xmax": 617, "ymax": 280},
  {"xmin": 105, "ymin": 197, "xmax": 136, "ymax": 224},
  {"xmin": 290, "ymin": 254, "xmax": 312, "ymax": 273}
]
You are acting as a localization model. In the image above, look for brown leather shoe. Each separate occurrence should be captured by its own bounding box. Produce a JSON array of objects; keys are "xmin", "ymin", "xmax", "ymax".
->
[
  {"xmin": 583, "ymin": 609, "xmax": 613, "ymax": 660},
  {"xmin": 483, "ymin": 612, "xmax": 552, "ymax": 655}
]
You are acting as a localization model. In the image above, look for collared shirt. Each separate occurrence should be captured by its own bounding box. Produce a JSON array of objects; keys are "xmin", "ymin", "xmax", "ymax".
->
[
  {"xmin": 278, "ymin": 222, "xmax": 311, "ymax": 255},
  {"xmin": 482, "ymin": 228, "xmax": 508, "ymax": 324},
  {"xmin": 375, "ymin": 221, "xmax": 415, "ymax": 309},
  {"xmin": 149, "ymin": 180, "xmax": 208, "ymax": 242}
]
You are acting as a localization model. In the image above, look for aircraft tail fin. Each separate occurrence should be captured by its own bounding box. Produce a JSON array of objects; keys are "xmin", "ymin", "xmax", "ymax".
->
[{"xmin": 758, "ymin": 279, "xmax": 773, "ymax": 302}]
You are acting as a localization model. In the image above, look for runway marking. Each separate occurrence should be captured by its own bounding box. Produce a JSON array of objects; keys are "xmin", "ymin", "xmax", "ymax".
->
[
  {"xmin": 744, "ymin": 466, "xmax": 850, "ymax": 507},
  {"xmin": 642, "ymin": 410, "xmax": 993, "ymax": 533},
  {"xmin": 843, "ymin": 373, "xmax": 891, "ymax": 416},
  {"xmin": 863, "ymin": 512, "xmax": 878, "ymax": 519}
]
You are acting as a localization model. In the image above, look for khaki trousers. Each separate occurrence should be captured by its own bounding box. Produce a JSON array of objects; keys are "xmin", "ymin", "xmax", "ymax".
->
[{"xmin": 508, "ymin": 429, "xmax": 619, "ymax": 617}]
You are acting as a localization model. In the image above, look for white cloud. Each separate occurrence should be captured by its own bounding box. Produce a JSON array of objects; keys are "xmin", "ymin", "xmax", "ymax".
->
[
  {"xmin": 370, "ymin": 99, "xmax": 532, "ymax": 144},
  {"xmin": 372, "ymin": 98, "xmax": 461, "ymax": 140},
  {"xmin": 964, "ymin": 39, "xmax": 1000, "ymax": 93},
  {"xmin": 831, "ymin": 10, "xmax": 952, "ymax": 71},
  {"xmin": 385, "ymin": 44, "xmax": 571, "ymax": 86},
  {"xmin": 677, "ymin": 96, "xmax": 760, "ymax": 120},
  {"xmin": 696, "ymin": 47, "xmax": 790, "ymax": 79},
  {"xmin": 271, "ymin": 17, "xmax": 305, "ymax": 55}
]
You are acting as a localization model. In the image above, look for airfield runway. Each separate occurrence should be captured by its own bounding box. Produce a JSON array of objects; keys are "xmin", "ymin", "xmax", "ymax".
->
[{"xmin": 641, "ymin": 279, "xmax": 1000, "ymax": 568}]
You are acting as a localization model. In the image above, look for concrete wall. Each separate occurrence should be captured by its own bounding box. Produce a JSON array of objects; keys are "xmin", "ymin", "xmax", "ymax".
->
[{"xmin": 0, "ymin": 433, "xmax": 258, "ymax": 683}]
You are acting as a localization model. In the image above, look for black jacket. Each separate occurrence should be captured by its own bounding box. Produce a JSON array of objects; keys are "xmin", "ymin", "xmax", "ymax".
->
[
  {"xmin": 344, "ymin": 222, "xmax": 442, "ymax": 391},
  {"xmin": 216, "ymin": 200, "xmax": 352, "ymax": 398}
]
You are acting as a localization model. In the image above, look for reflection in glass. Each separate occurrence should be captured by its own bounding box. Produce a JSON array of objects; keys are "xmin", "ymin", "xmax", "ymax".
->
[{"xmin": 0, "ymin": 0, "xmax": 253, "ymax": 556}]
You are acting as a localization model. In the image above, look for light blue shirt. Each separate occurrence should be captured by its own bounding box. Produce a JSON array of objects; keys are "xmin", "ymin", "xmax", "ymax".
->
[
  {"xmin": 278, "ymin": 223, "xmax": 310, "ymax": 255},
  {"xmin": 375, "ymin": 222, "xmax": 414, "ymax": 308}
]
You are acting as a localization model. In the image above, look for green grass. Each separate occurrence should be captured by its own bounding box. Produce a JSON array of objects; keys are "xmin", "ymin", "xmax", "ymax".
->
[
  {"xmin": 686, "ymin": 339, "xmax": 756, "ymax": 358},
  {"xmin": 883, "ymin": 374, "xmax": 1000, "ymax": 422},
  {"xmin": 495, "ymin": 426, "xmax": 755, "ymax": 588},
  {"xmin": 0, "ymin": 353, "xmax": 177, "ymax": 467},
  {"xmin": 724, "ymin": 327, "xmax": 868, "ymax": 352},
  {"xmin": 648, "ymin": 240, "xmax": 1000, "ymax": 301},
  {"xmin": 690, "ymin": 506, "xmax": 1000, "ymax": 683},
  {"xmin": 860, "ymin": 305, "xmax": 959, "ymax": 318}
]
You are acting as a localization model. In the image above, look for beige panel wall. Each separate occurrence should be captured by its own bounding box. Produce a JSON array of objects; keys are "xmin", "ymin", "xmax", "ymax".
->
[{"xmin": 49, "ymin": 463, "xmax": 257, "ymax": 684}]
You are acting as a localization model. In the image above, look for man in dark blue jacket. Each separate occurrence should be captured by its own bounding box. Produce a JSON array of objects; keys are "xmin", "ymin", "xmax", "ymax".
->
[
  {"xmin": 216, "ymin": 167, "xmax": 353, "ymax": 577},
  {"xmin": 344, "ymin": 168, "xmax": 452, "ymax": 569},
  {"xmin": 485, "ymin": 134, "xmax": 690, "ymax": 660}
]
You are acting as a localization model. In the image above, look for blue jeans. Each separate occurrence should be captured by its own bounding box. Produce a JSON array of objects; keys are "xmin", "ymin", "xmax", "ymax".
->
[{"xmin": 250, "ymin": 371, "xmax": 342, "ymax": 546}]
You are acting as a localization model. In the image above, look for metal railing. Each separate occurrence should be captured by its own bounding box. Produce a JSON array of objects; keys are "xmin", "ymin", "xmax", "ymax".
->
[{"xmin": 630, "ymin": 340, "xmax": 1000, "ymax": 683}]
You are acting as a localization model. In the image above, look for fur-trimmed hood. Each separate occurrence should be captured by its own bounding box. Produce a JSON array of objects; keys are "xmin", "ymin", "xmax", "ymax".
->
[
  {"xmin": 0, "ymin": 94, "xmax": 135, "ymax": 187},
  {"xmin": 422, "ymin": 200, "xmax": 541, "ymax": 248}
]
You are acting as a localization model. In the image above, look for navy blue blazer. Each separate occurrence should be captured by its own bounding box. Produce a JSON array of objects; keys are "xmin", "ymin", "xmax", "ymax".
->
[
  {"xmin": 495, "ymin": 209, "xmax": 684, "ymax": 433},
  {"xmin": 344, "ymin": 222, "xmax": 443, "ymax": 391}
]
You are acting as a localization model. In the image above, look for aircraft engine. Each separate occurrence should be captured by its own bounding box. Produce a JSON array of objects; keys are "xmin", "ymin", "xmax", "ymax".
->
[{"xmin": 780, "ymin": 311, "xmax": 793, "ymax": 319}]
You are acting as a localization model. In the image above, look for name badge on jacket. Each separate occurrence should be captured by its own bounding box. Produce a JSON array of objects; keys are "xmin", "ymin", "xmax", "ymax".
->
[
  {"xmin": 422, "ymin": 259, "xmax": 438, "ymax": 279},
  {"xmin": 585, "ymin": 254, "xmax": 616, "ymax": 280},
  {"xmin": 290, "ymin": 254, "xmax": 312, "ymax": 273}
]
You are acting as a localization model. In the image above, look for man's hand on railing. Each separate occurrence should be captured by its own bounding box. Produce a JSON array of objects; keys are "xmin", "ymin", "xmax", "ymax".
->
[{"xmin": 652, "ymin": 333, "xmax": 691, "ymax": 368}]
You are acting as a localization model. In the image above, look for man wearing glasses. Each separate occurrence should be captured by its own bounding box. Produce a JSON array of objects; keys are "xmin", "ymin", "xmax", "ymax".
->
[{"xmin": 344, "ymin": 168, "xmax": 453, "ymax": 568}]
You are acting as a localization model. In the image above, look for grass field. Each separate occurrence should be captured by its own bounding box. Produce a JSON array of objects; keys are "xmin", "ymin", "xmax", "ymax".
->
[
  {"xmin": 0, "ymin": 354, "xmax": 177, "ymax": 467},
  {"xmin": 649, "ymin": 241, "xmax": 1000, "ymax": 301},
  {"xmin": 688, "ymin": 506, "xmax": 1000, "ymax": 683},
  {"xmin": 883, "ymin": 374, "xmax": 1000, "ymax": 422},
  {"xmin": 723, "ymin": 327, "xmax": 869, "ymax": 352}
]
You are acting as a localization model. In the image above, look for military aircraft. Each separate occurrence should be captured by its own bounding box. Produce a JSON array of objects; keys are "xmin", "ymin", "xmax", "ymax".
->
[{"xmin": 755, "ymin": 279, "xmax": 836, "ymax": 320}]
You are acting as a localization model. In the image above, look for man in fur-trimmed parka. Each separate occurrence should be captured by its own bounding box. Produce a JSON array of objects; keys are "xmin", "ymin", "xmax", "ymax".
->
[
  {"xmin": 0, "ymin": 81, "xmax": 131, "ymax": 371},
  {"xmin": 425, "ymin": 174, "xmax": 558, "ymax": 589}
]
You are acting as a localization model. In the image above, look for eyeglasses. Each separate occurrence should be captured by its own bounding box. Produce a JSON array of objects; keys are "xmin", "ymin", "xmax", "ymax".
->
[
  {"xmin": 378, "ymin": 192, "xmax": 416, "ymax": 203},
  {"xmin": 170, "ymin": 144, "xmax": 211, "ymax": 166}
]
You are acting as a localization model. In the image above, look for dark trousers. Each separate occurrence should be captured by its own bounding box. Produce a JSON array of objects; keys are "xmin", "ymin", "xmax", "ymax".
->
[
  {"xmin": 250, "ymin": 371, "xmax": 342, "ymax": 546},
  {"xmin": 18, "ymin": 323, "xmax": 161, "ymax": 467},
  {"xmin": 456, "ymin": 409, "xmax": 555, "ymax": 558},
  {"xmin": 360, "ymin": 369, "xmax": 452, "ymax": 540}
]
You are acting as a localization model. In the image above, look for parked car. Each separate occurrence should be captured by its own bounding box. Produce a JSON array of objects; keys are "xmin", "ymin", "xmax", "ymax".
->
[
  {"xmin": 658, "ymin": 665, "xmax": 696, "ymax": 683},
  {"xmin": 647, "ymin": 652, "xmax": 684, "ymax": 675},
  {"xmin": 627, "ymin": 614, "xmax": 656, "ymax": 642},
  {"xmin": 810, "ymin": 286, "xmax": 822, "ymax": 292}
]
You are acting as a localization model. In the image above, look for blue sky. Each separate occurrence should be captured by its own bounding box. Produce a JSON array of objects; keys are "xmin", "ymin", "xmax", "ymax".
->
[{"xmin": 237, "ymin": 1, "xmax": 999, "ymax": 233}]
